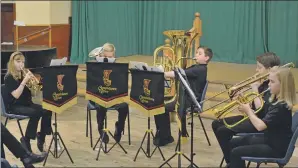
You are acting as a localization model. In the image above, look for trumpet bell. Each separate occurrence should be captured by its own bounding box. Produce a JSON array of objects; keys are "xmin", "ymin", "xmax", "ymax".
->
[{"xmin": 89, "ymin": 47, "xmax": 103, "ymax": 57}]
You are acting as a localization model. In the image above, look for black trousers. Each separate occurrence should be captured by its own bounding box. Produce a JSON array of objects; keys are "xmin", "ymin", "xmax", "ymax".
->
[
  {"xmin": 91, "ymin": 101, "xmax": 129, "ymax": 132},
  {"xmin": 9, "ymin": 103, "xmax": 52, "ymax": 140},
  {"xmin": 1, "ymin": 123, "xmax": 28, "ymax": 159},
  {"xmin": 212, "ymin": 115, "xmax": 259, "ymax": 164},
  {"xmin": 229, "ymin": 135, "xmax": 281, "ymax": 168}
]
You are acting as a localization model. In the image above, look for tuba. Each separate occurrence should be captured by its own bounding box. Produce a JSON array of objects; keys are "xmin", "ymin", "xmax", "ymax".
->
[
  {"xmin": 153, "ymin": 30, "xmax": 198, "ymax": 103},
  {"xmin": 21, "ymin": 68, "xmax": 42, "ymax": 92}
]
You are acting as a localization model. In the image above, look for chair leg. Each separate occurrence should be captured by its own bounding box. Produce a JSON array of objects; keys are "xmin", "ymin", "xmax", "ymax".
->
[
  {"xmin": 198, "ymin": 115, "xmax": 211, "ymax": 146},
  {"xmin": 219, "ymin": 157, "xmax": 224, "ymax": 168},
  {"xmin": 86, "ymin": 108, "xmax": 89, "ymax": 137},
  {"xmin": 17, "ymin": 120, "xmax": 25, "ymax": 137},
  {"xmin": 89, "ymin": 110, "xmax": 93, "ymax": 148},
  {"xmin": 4, "ymin": 118, "xmax": 8, "ymax": 126},
  {"xmin": 246, "ymin": 161, "xmax": 251, "ymax": 168},
  {"xmin": 127, "ymin": 111, "xmax": 131, "ymax": 145}
]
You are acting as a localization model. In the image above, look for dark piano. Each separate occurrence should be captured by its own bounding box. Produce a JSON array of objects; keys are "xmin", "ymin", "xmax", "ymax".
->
[{"xmin": 1, "ymin": 45, "xmax": 57, "ymax": 83}]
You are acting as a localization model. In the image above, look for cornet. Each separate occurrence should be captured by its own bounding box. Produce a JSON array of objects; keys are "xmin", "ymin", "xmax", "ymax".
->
[
  {"xmin": 21, "ymin": 67, "xmax": 42, "ymax": 91},
  {"xmin": 214, "ymin": 88, "xmax": 270, "ymax": 129},
  {"xmin": 88, "ymin": 47, "xmax": 103, "ymax": 57}
]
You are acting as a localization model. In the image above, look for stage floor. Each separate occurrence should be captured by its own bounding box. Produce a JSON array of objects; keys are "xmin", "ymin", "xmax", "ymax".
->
[{"xmin": 2, "ymin": 96, "xmax": 298, "ymax": 167}]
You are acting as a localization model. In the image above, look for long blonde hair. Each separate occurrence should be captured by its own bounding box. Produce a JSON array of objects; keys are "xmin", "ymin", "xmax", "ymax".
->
[
  {"xmin": 270, "ymin": 66, "xmax": 297, "ymax": 110},
  {"xmin": 6, "ymin": 51, "xmax": 25, "ymax": 80}
]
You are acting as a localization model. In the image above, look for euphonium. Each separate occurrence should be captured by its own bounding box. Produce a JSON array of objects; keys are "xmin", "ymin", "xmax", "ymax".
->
[
  {"xmin": 213, "ymin": 88, "xmax": 270, "ymax": 129},
  {"xmin": 21, "ymin": 68, "xmax": 42, "ymax": 91}
]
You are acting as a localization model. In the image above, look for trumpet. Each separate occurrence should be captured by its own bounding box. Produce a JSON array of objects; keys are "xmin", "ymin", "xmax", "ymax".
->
[
  {"xmin": 201, "ymin": 62, "xmax": 295, "ymax": 112},
  {"xmin": 214, "ymin": 88, "xmax": 270, "ymax": 129},
  {"xmin": 21, "ymin": 67, "xmax": 42, "ymax": 91}
]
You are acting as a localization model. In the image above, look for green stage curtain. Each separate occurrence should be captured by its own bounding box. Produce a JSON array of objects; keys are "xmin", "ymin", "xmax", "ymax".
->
[
  {"xmin": 267, "ymin": 1, "xmax": 298, "ymax": 65},
  {"xmin": 71, "ymin": 1, "xmax": 298, "ymax": 65},
  {"xmin": 70, "ymin": 1, "xmax": 138, "ymax": 64}
]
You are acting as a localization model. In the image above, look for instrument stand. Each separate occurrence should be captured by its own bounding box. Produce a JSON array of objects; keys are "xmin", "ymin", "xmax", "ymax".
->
[
  {"xmin": 93, "ymin": 116, "xmax": 127, "ymax": 161},
  {"xmin": 133, "ymin": 116, "xmax": 166, "ymax": 162},
  {"xmin": 160, "ymin": 68, "xmax": 201, "ymax": 168},
  {"xmin": 43, "ymin": 113, "xmax": 74, "ymax": 166},
  {"xmin": 159, "ymin": 106, "xmax": 199, "ymax": 168}
]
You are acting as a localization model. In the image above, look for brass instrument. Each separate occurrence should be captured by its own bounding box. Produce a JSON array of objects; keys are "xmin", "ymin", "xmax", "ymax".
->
[
  {"xmin": 153, "ymin": 30, "xmax": 198, "ymax": 103},
  {"xmin": 21, "ymin": 68, "xmax": 42, "ymax": 92},
  {"xmin": 88, "ymin": 47, "xmax": 104, "ymax": 57},
  {"xmin": 201, "ymin": 62, "xmax": 295, "ymax": 112},
  {"xmin": 214, "ymin": 88, "xmax": 270, "ymax": 129}
]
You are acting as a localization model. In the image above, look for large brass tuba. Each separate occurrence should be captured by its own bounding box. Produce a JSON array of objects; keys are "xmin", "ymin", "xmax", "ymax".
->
[{"xmin": 153, "ymin": 30, "xmax": 198, "ymax": 103}]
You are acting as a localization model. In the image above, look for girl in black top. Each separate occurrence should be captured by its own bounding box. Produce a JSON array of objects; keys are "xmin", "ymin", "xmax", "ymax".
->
[
  {"xmin": 229, "ymin": 66, "xmax": 296, "ymax": 168},
  {"xmin": 212, "ymin": 52, "xmax": 281, "ymax": 165},
  {"xmin": 3, "ymin": 51, "xmax": 52, "ymax": 153}
]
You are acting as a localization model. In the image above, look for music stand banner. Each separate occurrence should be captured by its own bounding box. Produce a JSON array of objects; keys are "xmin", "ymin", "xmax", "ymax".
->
[
  {"xmin": 130, "ymin": 69, "xmax": 165, "ymax": 116},
  {"xmin": 41, "ymin": 65, "xmax": 78, "ymax": 114},
  {"xmin": 86, "ymin": 62, "xmax": 129, "ymax": 108}
]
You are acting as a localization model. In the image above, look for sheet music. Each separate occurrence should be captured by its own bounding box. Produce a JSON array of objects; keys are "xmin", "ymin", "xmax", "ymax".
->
[
  {"xmin": 147, "ymin": 65, "xmax": 164, "ymax": 72},
  {"xmin": 50, "ymin": 57, "xmax": 67, "ymax": 66},
  {"xmin": 96, "ymin": 57, "xmax": 116, "ymax": 63},
  {"xmin": 129, "ymin": 61, "xmax": 149, "ymax": 70}
]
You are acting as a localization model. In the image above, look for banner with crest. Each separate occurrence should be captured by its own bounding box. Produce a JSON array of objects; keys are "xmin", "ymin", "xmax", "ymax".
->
[
  {"xmin": 130, "ymin": 69, "xmax": 165, "ymax": 116},
  {"xmin": 41, "ymin": 65, "xmax": 78, "ymax": 114},
  {"xmin": 85, "ymin": 62, "xmax": 129, "ymax": 108}
]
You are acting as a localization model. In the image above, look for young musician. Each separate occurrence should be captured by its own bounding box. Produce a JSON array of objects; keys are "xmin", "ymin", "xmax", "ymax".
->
[
  {"xmin": 90, "ymin": 43, "xmax": 129, "ymax": 143},
  {"xmin": 211, "ymin": 52, "xmax": 280, "ymax": 165},
  {"xmin": 229, "ymin": 66, "xmax": 296, "ymax": 168},
  {"xmin": 1, "ymin": 123, "xmax": 47, "ymax": 168},
  {"xmin": 3, "ymin": 51, "xmax": 52, "ymax": 153},
  {"xmin": 154, "ymin": 46, "xmax": 213, "ymax": 146}
]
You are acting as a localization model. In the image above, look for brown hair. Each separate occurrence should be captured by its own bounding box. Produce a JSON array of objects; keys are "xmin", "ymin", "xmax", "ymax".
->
[
  {"xmin": 6, "ymin": 51, "xmax": 25, "ymax": 80},
  {"xmin": 256, "ymin": 52, "xmax": 280, "ymax": 68},
  {"xmin": 198, "ymin": 46, "xmax": 213, "ymax": 63}
]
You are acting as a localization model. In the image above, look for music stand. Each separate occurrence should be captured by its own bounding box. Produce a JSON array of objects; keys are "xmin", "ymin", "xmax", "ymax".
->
[
  {"xmin": 43, "ymin": 65, "xmax": 77, "ymax": 166},
  {"xmin": 86, "ymin": 59, "xmax": 128, "ymax": 160},
  {"xmin": 130, "ymin": 68, "xmax": 168, "ymax": 165},
  {"xmin": 159, "ymin": 67, "xmax": 200, "ymax": 168}
]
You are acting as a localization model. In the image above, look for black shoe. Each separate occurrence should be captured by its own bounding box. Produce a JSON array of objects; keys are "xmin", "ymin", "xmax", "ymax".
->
[
  {"xmin": 99, "ymin": 130, "xmax": 109, "ymax": 144},
  {"xmin": 20, "ymin": 137, "xmax": 32, "ymax": 153},
  {"xmin": 153, "ymin": 135, "xmax": 174, "ymax": 147},
  {"xmin": 36, "ymin": 132, "xmax": 45, "ymax": 152},
  {"xmin": 21, "ymin": 152, "xmax": 47, "ymax": 168},
  {"xmin": 114, "ymin": 121, "xmax": 123, "ymax": 143}
]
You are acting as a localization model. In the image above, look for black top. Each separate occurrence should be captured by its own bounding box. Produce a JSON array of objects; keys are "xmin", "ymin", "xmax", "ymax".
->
[
  {"xmin": 251, "ymin": 80, "xmax": 271, "ymax": 119},
  {"xmin": 184, "ymin": 64, "xmax": 207, "ymax": 102},
  {"xmin": 262, "ymin": 100, "xmax": 292, "ymax": 156},
  {"xmin": 4, "ymin": 74, "xmax": 32, "ymax": 108}
]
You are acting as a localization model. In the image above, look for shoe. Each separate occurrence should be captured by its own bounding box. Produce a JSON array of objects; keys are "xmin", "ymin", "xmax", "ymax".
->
[
  {"xmin": 114, "ymin": 121, "xmax": 123, "ymax": 143},
  {"xmin": 153, "ymin": 135, "xmax": 174, "ymax": 147},
  {"xmin": 36, "ymin": 132, "xmax": 45, "ymax": 152},
  {"xmin": 99, "ymin": 130, "xmax": 109, "ymax": 144},
  {"xmin": 20, "ymin": 137, "xmax": 32, "ymax": 153},
  {"xmin": 21, "ymin": 152, "xmax": 47, "ymax": 168}
]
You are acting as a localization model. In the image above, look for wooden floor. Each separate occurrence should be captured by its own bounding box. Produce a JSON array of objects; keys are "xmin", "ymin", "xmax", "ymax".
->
[
  {"xmin": 3, "ymin": 56, "xmax": 298, "ymax": 167},
  {"xmin": 3, "ymin": 96, "xmax": 298, "ymax": 167}
]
